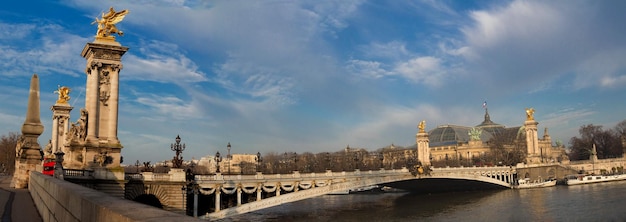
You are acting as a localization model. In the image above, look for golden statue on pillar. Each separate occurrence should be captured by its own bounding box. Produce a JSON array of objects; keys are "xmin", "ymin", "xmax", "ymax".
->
[
  {"xmin": 54, "ymin": 85, "xmax": 71, "ymax": 104},
  {"xmin": 93, "ymin": 7, "xmax": 129, "ymax": 38},
  {"xmin": 418, "ymin": 120, "xmax": 426, "ymax": 133},
  {"xmin": 525, "ymin": 108, "xmax": 535, "ymax": 121}
]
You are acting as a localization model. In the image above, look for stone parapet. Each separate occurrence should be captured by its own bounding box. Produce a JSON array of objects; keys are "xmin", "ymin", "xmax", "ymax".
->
[{"xmin": 29, "ymin": 172, "xmax": 202, "ymax": 222}]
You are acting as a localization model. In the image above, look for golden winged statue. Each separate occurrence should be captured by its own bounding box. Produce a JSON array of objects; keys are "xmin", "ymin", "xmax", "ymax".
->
[
  {"xmin": 54, "ymin": 85, "xmax": 71, "ymax": 104},
  {"xmin": 93, "ymin": 7, "xmax": 129, "ymax": 38},
  {"xmin": 525, "ymin": 108, "xmax": 535, "ymax": 121},
  {"xmin": 418, "ymin": 120, "xmax": 426, "ymax": 133}
]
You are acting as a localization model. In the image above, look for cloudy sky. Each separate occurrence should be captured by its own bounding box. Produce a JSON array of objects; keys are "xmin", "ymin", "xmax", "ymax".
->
[{"xmin": 1, "ymin": 0, "xmax": 625, "ymax": 164}]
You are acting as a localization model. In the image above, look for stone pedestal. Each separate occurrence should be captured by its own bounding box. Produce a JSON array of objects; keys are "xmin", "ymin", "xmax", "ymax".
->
[
  {"xmin": 416, "ymin": 132, "xmax": 431, "ymax": 166},
  {"xmin": 169, "ymin": 168, "xmax": 186, "ymax": 182},
  {"xmin": 51, "ymin": 104, "xmax": 73, "ymax": 154},
  {"xmin": 63, "ymin": 40, "xmax": 128, "ymax": 170},
  {"xmin": 525, "ymin": 120, "xmax": 540, "ymax": 164}
]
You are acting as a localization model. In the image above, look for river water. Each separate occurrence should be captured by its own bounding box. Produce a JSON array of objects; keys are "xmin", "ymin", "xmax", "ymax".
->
[{"xmin": 222, "ymin": 181, "xmax": 626, "ymax": 221}]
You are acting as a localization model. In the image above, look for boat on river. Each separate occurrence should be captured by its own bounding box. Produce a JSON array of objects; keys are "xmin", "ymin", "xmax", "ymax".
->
[
  {"xmin": 566, "ymin": 174, "xmax": 626, "ymax": 185},
  {"xmin": 514, "ymin": 178, "xmax": 557, "ymax": 189}
]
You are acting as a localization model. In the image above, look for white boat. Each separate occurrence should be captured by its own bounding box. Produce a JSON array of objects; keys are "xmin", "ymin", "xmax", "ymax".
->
[
  {"xmin": 566, "ymin": 174, "xmax": 626, "ymax": 185},
  {"xmin": 514, "ymin": 178, "xmax": 557, "ymax": 189}
]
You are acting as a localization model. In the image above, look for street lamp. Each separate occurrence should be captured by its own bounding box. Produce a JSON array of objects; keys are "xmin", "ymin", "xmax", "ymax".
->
[
  {"xmin": 214, "ymin": 151, "xmax": 222, "ymax": 173},
  {"xmin": 171, "ymin": 135, "xmax": 185, "ymax": 168},
  {"xmin": 293, "ymin": 152, "xmax": 298, "ymax": 172},
  {"xmin": 226, "ymin": 142, "xmax": 232, "ymax": 175},
  {"xmin": 135, "ymin": 160, "xmax": 140, "ymax": 173},
  {"xmin": 256, "ymin": 152, "xmax": 263, "ymax": 173},
  {"xmin": 325, "ymin": 152, "xmax": 331, "ymax": 170}
]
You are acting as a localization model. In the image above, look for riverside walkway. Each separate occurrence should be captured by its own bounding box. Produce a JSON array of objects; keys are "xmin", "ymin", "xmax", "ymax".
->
[{"xmin": 0, "ymin": 175, "xmax": 42, "ymax": 222}]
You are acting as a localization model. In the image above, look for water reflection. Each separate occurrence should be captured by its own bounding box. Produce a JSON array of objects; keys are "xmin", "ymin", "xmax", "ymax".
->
[{"xmin": 222, "ymin": 181, "xmax": 626, "ymax": 221}]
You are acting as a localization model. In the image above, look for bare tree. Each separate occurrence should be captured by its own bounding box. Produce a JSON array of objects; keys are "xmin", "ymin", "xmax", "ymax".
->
[
  {"xmin": 487, "ymin": 129, "xmax": 526, "ymax": 166},
  {"xmin": 569, "ymin": 124, "xmax": 623, "ymax": 160},
  {"xmin": 0, "ymin": 132, "xmax": 19, "ymax": 175}
]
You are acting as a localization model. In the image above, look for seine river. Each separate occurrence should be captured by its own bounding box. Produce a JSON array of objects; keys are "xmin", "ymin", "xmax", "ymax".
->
[{"xmin": 221, "ymin": 181, "xmax": 626, "ymax": 221}]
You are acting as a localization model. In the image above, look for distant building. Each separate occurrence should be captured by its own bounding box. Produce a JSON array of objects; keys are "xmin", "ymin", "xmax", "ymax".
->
[{"xmin": 425, "ymin": 109, "xmax": 568, "ymax": 165}]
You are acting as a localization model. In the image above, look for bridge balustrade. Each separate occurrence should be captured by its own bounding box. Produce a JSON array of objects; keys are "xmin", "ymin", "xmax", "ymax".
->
[
  {"xmin": 64, "ymin": 169, "xmax": 94, "ymax": 179},
  {"xmin": 430, "ymin": 166, "xmax": 515, "ymax": 184}
]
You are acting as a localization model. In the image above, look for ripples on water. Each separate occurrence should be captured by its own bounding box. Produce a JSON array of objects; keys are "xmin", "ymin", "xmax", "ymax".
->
[{"xmin": 223, "ymin": 181, "xmax": 626, "ymax": 222}]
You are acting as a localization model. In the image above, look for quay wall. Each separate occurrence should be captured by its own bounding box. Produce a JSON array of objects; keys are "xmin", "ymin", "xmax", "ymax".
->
[
  {"xmin": 568, "ymin": 157, "xmax": 626, "ymax": 175},
  {"xmin": 28, "ymin": 172, "xmax": 201, "ymax": 222}
]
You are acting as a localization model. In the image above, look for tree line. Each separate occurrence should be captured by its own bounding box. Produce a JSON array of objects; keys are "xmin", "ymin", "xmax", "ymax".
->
[
  {"xmin": 568, "ymin": 120, "xmax": 626, "ymax": 161},
  {"xmin": 2, "ymin": 120, "xmax": 625, "ymax": 175}
]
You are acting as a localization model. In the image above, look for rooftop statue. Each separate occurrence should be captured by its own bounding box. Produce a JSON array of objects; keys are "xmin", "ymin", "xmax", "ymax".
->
[
  {"xmin": 93, "ymin": 7, "xmax": 129, "ymax": 38},
  {"xmin": 468, "ymin": 127, "xmax": 482, "ymax": 141},
  {"xmin": 525, "ymin": 108, "xmax": 535, "ymax": 121},
  {"xmin": 54, "ymin": 85, "xmax": 70, "ymax": 104},
  {"xmin": 418, "ymin": 120, "xmax": 426, "ymax": 133}
]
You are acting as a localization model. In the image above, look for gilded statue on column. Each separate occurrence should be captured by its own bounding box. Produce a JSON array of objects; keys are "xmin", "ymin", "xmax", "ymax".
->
[
  {"xmin": 418, "ymin": 120, "xmax": 426, "ymax": 133},
  {"xmin": 93, "ymin": 7, "xmax": 129, "ymax": 38},
  {"xmin": 54, "ymin": 85, "xmax": 71, "ymax": 104},
  {"xmin": 525, "ymin": 108, "xmax": 535, "ymax": 121}
]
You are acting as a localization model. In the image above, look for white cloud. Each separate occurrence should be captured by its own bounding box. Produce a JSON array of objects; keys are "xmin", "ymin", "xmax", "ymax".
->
[
  {"xmin": 0, "ymin": 23, "xmax": 87, "ymax": 77},
  {"xmin": 122, "ymin": 40, "xmax": 207, "ymax": 83},
  {"xmin": 345, "ymin": 60, "xmax": 390, "ymax": 79},
  {"xmin": 393, "ymin": 56, "xmax": 445, "ymax": 86},
  {"xmin": 359, "ymin": 41, "xmax": 410, "ymax": 60},
  {"xmin": 0, "ymin": 22, "xmax": 36, "ymax": 40},
  {"xmin": 455, "ymin": 0, "xmax": 626, "ymax": 91},
  {"xmin": 130, "ymin": 92, "xmax": 201, "ymax": 121}
]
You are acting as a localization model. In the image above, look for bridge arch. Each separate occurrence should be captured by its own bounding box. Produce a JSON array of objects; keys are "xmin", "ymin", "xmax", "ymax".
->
[
  {"xmin": 125, "ymin": 182, "xmax": 171, "ymax": 208},
  {"xmin": 133, "ymin": 194, "xmax": 163, "ymax": 208}
]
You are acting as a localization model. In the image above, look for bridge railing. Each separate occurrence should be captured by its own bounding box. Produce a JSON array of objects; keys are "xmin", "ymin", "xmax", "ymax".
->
[
  {"xmin": 193, "ymin": 168, "xmax": 410, "ymax": 182},
  {"xmin": 430, "ymin": 166, "xmax": 515, "ymax": 185},
  {"xmin": 64, "ymin": 169, "xmax": 94, "ymax": 179}
]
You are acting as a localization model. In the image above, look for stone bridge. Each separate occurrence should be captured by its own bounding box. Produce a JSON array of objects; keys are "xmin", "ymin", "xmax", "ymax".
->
[{"xmin": 112, "ymin": 166, "xmax": 516, "ymax": 220}]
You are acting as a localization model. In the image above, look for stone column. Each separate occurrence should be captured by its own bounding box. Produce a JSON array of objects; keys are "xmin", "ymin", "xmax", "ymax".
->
[
  {"xmin": 80, "ymin": 41, "xmax": 128, "ymax": 169},
  {"xmin": 214, "ymin": 189, "xmax": 221, "ymax": 212},
  {"xmin": 51, "ymin": 104, "xmax": 73, "ymax": 153},
  {"xmin": 85, "ymin": 64, "xmax": 99, "ymax": 143},
  {"xmin": 108, "ymin": 65, "xmax": 121, "ymax": 144},
  {"xmin": 525, "ymin": 120, "xmax": 540, "ymax": 163},
  {"xmin": 11, "ymin": 74, "xmax": 44, "ymax": 188},
  {"xmin": 237, "ymin": 187, "xmax": 242, "ymax": 206},
  {"xmin": 416, "ymin": 130, "xmax": 431, "ymax": 166}
]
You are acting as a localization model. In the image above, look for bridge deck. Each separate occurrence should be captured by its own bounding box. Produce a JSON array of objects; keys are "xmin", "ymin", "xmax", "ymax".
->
[{"xmin": 0, "ymin": 176, "xmax": 42, "ymax": 222}]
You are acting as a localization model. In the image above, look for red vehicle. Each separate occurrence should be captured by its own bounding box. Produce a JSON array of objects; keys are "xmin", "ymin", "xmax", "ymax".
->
[{"xmin": 43, "ymin": 158, "xmax": 54, "ymax": 176}]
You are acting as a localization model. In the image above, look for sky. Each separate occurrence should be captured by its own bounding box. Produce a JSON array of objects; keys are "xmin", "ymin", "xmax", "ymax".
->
[{"xmin": 1, "ymin": 0, "xmax": 625, "ymax": 164}]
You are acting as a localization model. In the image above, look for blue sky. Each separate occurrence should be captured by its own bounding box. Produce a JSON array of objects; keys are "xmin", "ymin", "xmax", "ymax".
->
[{"xmin": 1, "ymin": 0, "xmax": 625, "ymax": 164}]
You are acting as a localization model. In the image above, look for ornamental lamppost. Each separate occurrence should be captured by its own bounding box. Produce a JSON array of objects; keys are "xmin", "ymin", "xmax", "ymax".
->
[
  {"xmin": 293, "ymin": 152, "xmax": 298, "ymax": 172},
  {"xmin": 226, "ymin": 142, "xmax": 232, "ymax": 174},
  {"xmin": 135, "ymin": 160, "xmax": 140, "ymax": 173},
  {"xmin": 215, "ymin": 151, "xmax": 222, "ymax": 173},
  {"xmin": 325, "ymin": 152, "xmax": 331, "ymax": 170},
  {"xmin": 256, "ymin": 152, "xmax": 263, "ymax": 173},
  {"xmin": 171, "ymin": 135, "xmax": 185, "ymax": 168}
]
